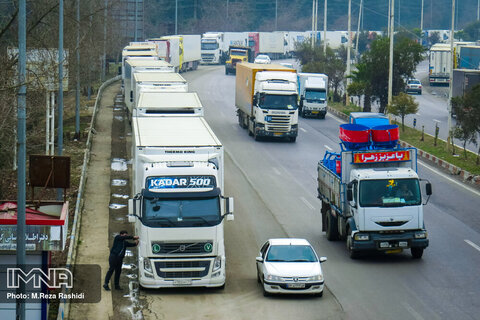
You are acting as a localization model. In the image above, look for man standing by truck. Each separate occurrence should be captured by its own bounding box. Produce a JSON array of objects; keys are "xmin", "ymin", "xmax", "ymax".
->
[{"xmin": 103, "ymin": 230, "xmax": 139, "ymax": 290}]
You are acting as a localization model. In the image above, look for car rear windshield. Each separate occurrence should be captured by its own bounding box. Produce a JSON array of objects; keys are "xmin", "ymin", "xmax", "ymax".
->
[{"xmin": 266, "ymin": 245, "xmax": 318, "ymax": 262}]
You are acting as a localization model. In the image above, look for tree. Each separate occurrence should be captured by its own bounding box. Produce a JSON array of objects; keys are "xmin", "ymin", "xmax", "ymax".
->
[
  {"xmin": 427, "ymin": 31, "xmax": 441, "ymax": 47},
  {"xmin": 349, "ymin": 36, "xmax": 425, "ymax": 113},
  {"xmin": 451, "ymin": 85, "xmax": 480, "ymax": 162},
  {"xmin": 387, "ymin": 93, "xmax": 419, "ymax": 131},
  {"xmin": 456, "ymin": 20, "xmax": 480, "ymax": 42},
  {"xmin": 295, "ymin": 41, "xmax": 346, "ymax": 102}
]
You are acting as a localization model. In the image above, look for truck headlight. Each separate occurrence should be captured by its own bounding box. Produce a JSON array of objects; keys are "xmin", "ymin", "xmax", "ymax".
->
[
  {"xmin": 143, "ymin": 257, "xmax": 153, "ymax": 273},
  {"xmin": 213, "ymin": 256, "xmax": 222, "ymax": 272},
  {"xmin": 265, "ymin": 274, "xmax": 282, "ymax": 282},
  {"xmin": 415, "ymin": 231, "xmax": 427, "ymax": 239},
  {"xmin": 354, "ymin": 233, "xmax": 370, "ymax": 241}
]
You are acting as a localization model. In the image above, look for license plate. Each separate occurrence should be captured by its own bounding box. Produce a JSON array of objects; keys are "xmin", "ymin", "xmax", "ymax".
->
[
  {"xmin": 385, "ymin": 248, "xmax": 403, "ymax": 254},
  {"xmin": 173, "ymin": 279, "xmax": 192, "ymax": 285},
  {"xmin": 287, "ymin": 283, "xmax": 305, "ymax": 289},
  {"xmin": 274, "ymin": 133, "xmax": 283, "ymax": 136},
  {"xmin": 312, "ymin": 111, "xmax": 319, "ymax": 114}
]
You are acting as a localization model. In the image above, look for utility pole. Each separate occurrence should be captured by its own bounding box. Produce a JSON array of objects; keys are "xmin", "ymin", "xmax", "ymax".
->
[
  {"xmin": 323, "ymin": 0, "xmax": 327, "ymax": 53},
  {"xmin": 447, "ymin": 0, "xmax": 455, "ymax": 150},
  {"xmin": 421, "ymin": 0, "xmax": 424, "ymax": 31},
  {"xmin": 227, "ymin": 0, "xmax": 229, "ymax": 19},
  {"xmin": 315, "ymin": 0, "xmax": 318, "ymax": 45},
  {"xmin": 388, "ymin": 0, "xmax": 391, "ymax": 37},
  {"xmin": 346, "ymin": 0, "xmax": 352, "ymax": 105},
  {"xmin": 134, "ymin": 0, "xmax": 138, "ymax": 40},
  {"xmin": 57, "ymin": 0, "xmax": 64, "ymax": 200},
  {"xmin": 175, "ymin": 0, "xmax": 178, "ymax": 34},
  {"xmin": 102, "ymin": 0, "xmax": 107, "ymax": 82},
  {"xmin": 356, "ymin": 0, "xmax": 363, "ymax": 59},
  {"xmin": 275, "ymin": 0, "xmax": 278, "ymax": 31},
  {"xmin": 478, "ymin": 0, "xmax": 479, "ymax": 20},
  {"xmin": 388, "ymin": 0, "xmax": 395, "ymax": 107},
  {"xmin": 16, "ymin": 0, "xmax": 27, "ymax": 319},
  {"xmin": 75, "ymin": 0, "xmax": 81, "ymax": 139},
  {"xmin": 311, "ymin": 0, "xmax": 315, "ymax": 48}
]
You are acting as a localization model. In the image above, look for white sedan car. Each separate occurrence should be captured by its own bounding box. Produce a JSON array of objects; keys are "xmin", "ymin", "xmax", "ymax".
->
[
  {"xmin": 254, "ymin": 54, "xmax": 271, "ymax": 64},
  {"xmin": 256, "ymin": 238, "xmax": 327, "ymax": 296}
]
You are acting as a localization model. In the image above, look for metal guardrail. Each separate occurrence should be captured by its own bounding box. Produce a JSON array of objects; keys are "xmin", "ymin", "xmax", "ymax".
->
[{"xmin": 57, "ymin": 75, "xmax": 121, "ymax": 320}]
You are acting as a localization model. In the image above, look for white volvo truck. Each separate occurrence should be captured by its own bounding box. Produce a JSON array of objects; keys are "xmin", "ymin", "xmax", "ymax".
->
[
  {"xmin": 235, "ymin": 63, "xmax": 299, "ymax": 142},
  {"xmin": 128, "ymin": 117, "xmax": 234, "ymax": 288}
]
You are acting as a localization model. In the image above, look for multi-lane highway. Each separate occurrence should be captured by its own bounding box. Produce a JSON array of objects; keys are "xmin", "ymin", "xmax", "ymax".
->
[{"xmin": 159, "ymin": 64, "xmax": 480, "ymax": 320}]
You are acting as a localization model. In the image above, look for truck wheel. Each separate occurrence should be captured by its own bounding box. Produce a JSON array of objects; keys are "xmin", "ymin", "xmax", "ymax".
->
[
  {"xmin": 254, "ymin": 130, "xmax": 260, "ymax": 141},
  {"xmin": 319, "ymin": 113, "xmax": 326, "ymax": 119},
  {"xmin": 302, "ymin": 109, "xmax": 306, "ymax": 118},
  {"xmin": 411, "ymin": 247, "xmax": 424, "ymax": 259},
  {"xmin": 347, "ymin": 234, "xmax": 360, "ymax": 259},
  {"xmin": 326, "ymin": 211, "xmax": 339, "ymax": 241},
  {"xmin": 225, "ymin": 68, "xmax": 228, "ymax": 75},
  {"xmin": 289, "ymin": 136, "xmax": 296, "ymax": 142}
]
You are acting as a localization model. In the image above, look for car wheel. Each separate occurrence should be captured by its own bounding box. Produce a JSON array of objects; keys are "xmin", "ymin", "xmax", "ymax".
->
[
  {"xmin": 217, "ymin": 283, "xmax": 225, "ymax": 290},
  {"xmin": 257, "ymin": 270, "xmax": 261, "ymax": 283},
  {"xmin": 411, "ymin": 247, "xmax": 424, "ymax": 259},
  {"xmin": 262, "ymin": 285, "xmax": 270, "ymax": 297}
]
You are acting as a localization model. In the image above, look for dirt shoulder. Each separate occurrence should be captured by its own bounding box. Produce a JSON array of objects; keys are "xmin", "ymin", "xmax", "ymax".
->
[{"xmin": 69, "ymin": 83, "xmax": 119, "ymax": 320}]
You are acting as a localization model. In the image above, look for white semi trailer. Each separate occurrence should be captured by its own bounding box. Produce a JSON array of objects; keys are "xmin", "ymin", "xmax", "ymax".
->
[{"xmin": 128, "ymin": 116, "xmax": 234, "ymax": 288}]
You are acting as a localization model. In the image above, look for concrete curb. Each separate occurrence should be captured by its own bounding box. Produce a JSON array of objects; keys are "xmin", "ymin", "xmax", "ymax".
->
[
  {"xmin": 57, "ymin": 75, "xmax": 121, "ymax": 320},
  {"xmin": 327, "ymin": 106, "xmax": 480, "ymax": 188}
]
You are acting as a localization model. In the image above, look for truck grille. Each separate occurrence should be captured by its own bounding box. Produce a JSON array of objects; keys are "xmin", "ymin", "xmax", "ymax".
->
[
  {"xmin": 232, "ymin": 58, "xmax": 242, "ymax": 66},
  {"xmin": 154, "ymin": 260, "xmax": 210, "ymax": 278},
  {"xmin": 201, "ymin": 54, "xmax": 214, "ymax": 62},
  {"xmin": 151, "ymin": 241, "xmax": 213, "ymax": 254},
  {"xmin": 266, "ymin": 115, "xmax": 291, "ymax": 132}
]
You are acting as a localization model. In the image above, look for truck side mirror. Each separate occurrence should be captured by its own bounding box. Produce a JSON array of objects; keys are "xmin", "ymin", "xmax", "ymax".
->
[
  {"xmin": 128, "ymin": 196, "xmax": 141, "ymax": 222},
  {"xmin": 346, "ymin": 189, "xmax": 353, "ymax": 201},
  {"xmin": 130, "ymin": 91, "xmax": 133, "ymax": 103},
  {"xmin": 118, "ymin": 66, "xmax": 122, "ymax": 75},
  {"xmin": 426, "ymin": 183, "xmax": 432, "ymax": 196},
  {"xmin": 226, "ymin": 197, "xmax": 234, "ymax": 221},
  {"xmin": 253, "ymin": 96, "xmax": 258, "ymax": 105}
]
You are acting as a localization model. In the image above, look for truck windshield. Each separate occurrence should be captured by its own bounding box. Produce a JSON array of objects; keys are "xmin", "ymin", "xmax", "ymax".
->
[
  {"xmin": 359, "ymin": 178, "xmax": 421, "ymax": 207},
  {"xmin": 142, "ymin": 196, "xmax": 221, "ymax": 227},
  {"xmin": 201, "ymin": 42, "xmax": 218, "ymax": 50},
  {"xmin": 230, "ymin": 50, "xmax": 247, "ymax": 56},
  {"xmin": 305, "ymin": 90, "xmax": 326, "ymax": 102},
  {"xmin": 259, "ymin": 94, "xmax": 298, "ymax": 110}
]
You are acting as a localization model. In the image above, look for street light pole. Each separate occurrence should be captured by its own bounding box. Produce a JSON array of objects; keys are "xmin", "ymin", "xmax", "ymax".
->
[
  {"xmin": 421, "ymin": 0, "xmax": 424, "ymax": 31},
  {"xmin": 447, "ymin": 0, "xmax": 455, "ymax": 150},
  {"xmin": 16, "ymin": 0, "xmax": 27, "ymax": 318},
  {"xmin": 346, "ymin": 0, "xmax": 352, "ymax": 105},
  {"xmin": 323, "ymin": 0, "xmax": 327, "ymax": 53},
  {"xmin": 311, "ymin": 0, "xmax": 315, "ymax": 48},
  {"xmin": 388, "ymin": 0, "xmax": 395, "ymax": 108},
  {"xmin": 175, "ymin": 0, "xmax": 178, "ymax": 34},
  {"xmin": 275, "ymin": 0, "xmax": 278, "ymax": 31}
]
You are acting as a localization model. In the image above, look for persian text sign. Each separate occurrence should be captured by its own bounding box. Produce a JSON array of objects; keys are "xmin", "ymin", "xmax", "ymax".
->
[{"xmin": 353, "ymin": 151, "xmax": 410, "ymax": 164}]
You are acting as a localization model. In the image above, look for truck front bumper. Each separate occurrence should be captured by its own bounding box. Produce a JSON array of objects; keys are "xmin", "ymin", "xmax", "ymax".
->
[
  {"xmin": 303, "ymin": 109, "xmax": 326, "ymax": 117},
  {"xmin": 351, "ymin": 231, "xmax": 429, "ymax": 251},
  {"xmin": 257, "ymin": 126, "xmax": 298, "ymax": 138}
]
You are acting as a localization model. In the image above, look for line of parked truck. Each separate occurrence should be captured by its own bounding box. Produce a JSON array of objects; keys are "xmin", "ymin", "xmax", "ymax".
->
[
  {"xmin": 121, "ymin": 43, "xmax": 234, "ymax": 289},
  {"xmin": 118, "ymin": 31, "xmax": 435, "ymax": 292}
]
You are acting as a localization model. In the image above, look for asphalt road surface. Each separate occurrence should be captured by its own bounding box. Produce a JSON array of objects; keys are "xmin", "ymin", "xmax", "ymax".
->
[{"xmin": 178, "ymin": 64, "xmax": 480, "ymax": 320}]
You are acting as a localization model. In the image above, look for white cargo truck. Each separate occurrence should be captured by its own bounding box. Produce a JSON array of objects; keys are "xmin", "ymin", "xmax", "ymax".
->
[
  {"xmin": 298, "ymin": 73, "xmax": 328, "ymax": 119},
  {"xmin": 429, "ymin": 43, "xmax": 451, "ymax": 85},
  {"xmin": 179, "ymin": 34, "xmax": 202, "ymax": 71},
  {"xmin": 128, "ymin": 116, "xmax": 234, "ymax": 288},
  {"xmin": 121, "ymin": 44, "xmax": 158, "ymax": 89},
  {"xmin": 258, "ymin": 32, "xmax": 284, "ymax": 60},
  {"xmin": 201, "ymin": 32, "xmax": 224, "ymax": 64},
  {"xmin": 148, "ymin": 38, "xmax": 181, "ymax": 72},
  {"xmin": 124, "ymin": 60, "xmax": 174, "ymax": 109},
  {"xmin": 128, "ymin": 72, "xmax": 188, "ymax": 118},
  {"xmin": 135, "ymin": 92, "xmax": 204, "ymax": 117},
  {"xmin": 235, "ymin": 63, "xmax": 299, "ymax": 142}
]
